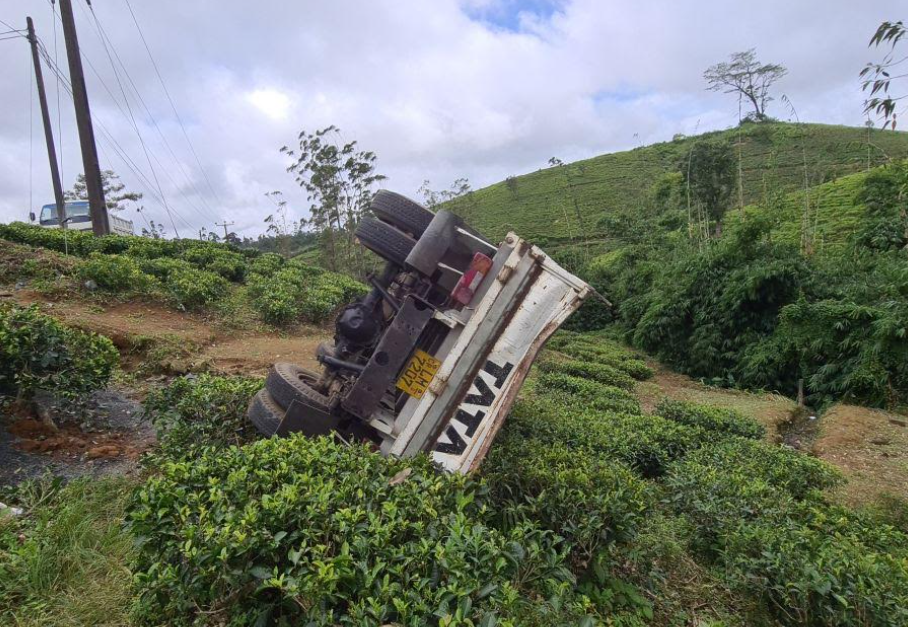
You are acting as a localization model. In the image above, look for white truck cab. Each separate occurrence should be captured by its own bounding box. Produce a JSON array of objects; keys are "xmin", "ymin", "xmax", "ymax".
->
[{"xmin": 35, "ymin": 201, "xmax": 134, "ymax": 236}]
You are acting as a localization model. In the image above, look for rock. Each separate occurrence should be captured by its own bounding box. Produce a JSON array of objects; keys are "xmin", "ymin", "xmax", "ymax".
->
[
  {"xmin": 83, "ymin": 279, "xmax": 98, "ymax": 291},
  {"xmin": 14, "ymin": 280, "xmax": 27, "ymax": 290},
  {"xmin": 889, "ymin": 419, "xmax": 906, "ymax": 428},
  {"xmin": 0, "ymin": 502, "xmax": 23, "ymax": 518},
  {"xmin": 870, "ymin": 437, "xmax": 891, "ymax": 446}
]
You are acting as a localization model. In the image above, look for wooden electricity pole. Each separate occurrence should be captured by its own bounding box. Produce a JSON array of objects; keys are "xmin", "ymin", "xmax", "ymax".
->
[
  {"xmin": 215, "ymin": 220, "xmax": 235, "ymax": 240},
  {"xmin": 26, "ymin": 17, "xmax": 67, "ymax": 229},
  {"xmin": 59, "ymin": 0, "xmax": 109, "ymax": 235}
]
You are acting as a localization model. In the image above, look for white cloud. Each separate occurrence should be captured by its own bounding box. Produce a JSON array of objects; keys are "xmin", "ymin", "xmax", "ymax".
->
[
  {"xmin": 246, "ymin": 89, "xmax": 292, "ymax": 121},
  {"xmin": 0, "ymin": 0, "xmax": 901, "ymax": 237}
]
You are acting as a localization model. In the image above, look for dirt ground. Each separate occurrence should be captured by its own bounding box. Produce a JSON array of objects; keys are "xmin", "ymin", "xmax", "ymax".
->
[
  {"xmin": 636, "ymin": 364, "xmax": 798, "ymax": 438},
  {"xmin": 6, "ymin": 289, "xmax": 326, "ymax": 376},
  {"xmin": 0, "ymin": 387, "xmax": 154, "ymax": 486},
  {"xmin": 812, "ymin": 404, "xmax": 908, "ymax": 507}
]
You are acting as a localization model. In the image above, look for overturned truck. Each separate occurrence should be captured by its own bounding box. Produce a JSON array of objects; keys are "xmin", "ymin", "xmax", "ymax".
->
[{"xmin": 248, "ymin": 191, "xmax": 590, "ymax": 473}]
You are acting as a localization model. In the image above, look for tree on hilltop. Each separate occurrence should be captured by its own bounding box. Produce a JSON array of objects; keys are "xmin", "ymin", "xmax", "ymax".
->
[{"xmin": 704, "ymin": 49, "xmax": 788, "ymax": 122}]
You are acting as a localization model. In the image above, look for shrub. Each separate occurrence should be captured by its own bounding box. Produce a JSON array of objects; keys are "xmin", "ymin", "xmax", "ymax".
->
[
  {"xmin": 504, "ymin": 399, "xmax": 705, "ymax": 478},
  {"xmin": 248, "ymin": 252, "xmax": 285, "ymax": 277},
  {"xmin": 247, "ymin": 267, "xmax": 368, "ymax": 326},
  {"xmin": 538, "ymin": 358, "xmax": 636, "ymax": 391},
  {"xmin": 164, "ymin": 267, "xmax": 229, "ymax": 310},
  {"xmin": 549, "ymin": 337, "xmax": 654, "ymax": 381},
  {"xmin": 142, "ymin": 374, "xmax": 262, "ymax": 459},
  {"xmin": 656, "ymin": 399, "xmax": 766, "ymax": 440},
  {"xmin": 484, "ymin": 435, "xmax": 651, "ymax": 565},
  {"xmin": 181, "ymin": 245, "xmax": 247, "ymax": 282},
  {"xmin": 77, "ymin": 253, "xmax": 159, "ymax": 293},
  {"xmin": 138, "ymin": 257, "xmax": 195, "ymax": 280},
  {"xmin": 127, "ymin": 436, "xmax": 593, "ymax": 626},
  {"xmin": 0, "ymin": 305, "xmax": 118, "ymax": 401},
  {"xmin": 536, "ymin": 372, "xmax": 641, "ymax": 414}
]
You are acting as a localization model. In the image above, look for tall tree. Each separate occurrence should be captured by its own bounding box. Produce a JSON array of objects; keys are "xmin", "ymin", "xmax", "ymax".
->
[
  {"xmin": 861, "ymin": 21, "xmax": 907, "ymax": 130},
  {"xmin": 704, "ymin": 49, "xmax": 788, "ymax": 121},
  {"xmin": 65, "ymin": 169, "xmax": 142, "ymax": 212},
  {"xmin": 281, "ymin": 126, "xmax": 386, "ymax": 273},
  {"xmin": 680, "ymin": 141, "xmax": 737, "ymax": 237}
]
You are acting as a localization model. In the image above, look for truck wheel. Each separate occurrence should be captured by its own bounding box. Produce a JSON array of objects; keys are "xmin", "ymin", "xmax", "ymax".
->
[
  {"xmin": 265, "ymin": 363, "xmax": 331, "ymax": 414},
  {"xmin": 370, "ymin": 190, "xmax": 434, "ymax": 237},
  {"xmin": 248, "ymin": 388, "xmax": 285, "ymax": 436},
  {"xmin": 355, "ymin": 217, "xmax": 416, "ymax": 266}
]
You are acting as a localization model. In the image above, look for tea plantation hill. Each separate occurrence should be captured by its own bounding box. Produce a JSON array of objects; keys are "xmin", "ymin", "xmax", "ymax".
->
[{"xmin": 444, "ymin": 122, "xmax": 908, "ymax": 249}]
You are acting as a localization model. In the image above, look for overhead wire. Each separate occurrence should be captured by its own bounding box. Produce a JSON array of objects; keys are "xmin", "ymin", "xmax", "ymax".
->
[
  {"xmin": 81, "ymin": 2, "xmax": 181, "ymax": 238},
  {"xmin": 36, "ymin": 40, "xmax": 194, "ymax": 233},
  {"xmin": 82, "ymin": 4, "xmax": 222, "ymax": 225},
  {"xmin": 123, "ymin": 0, "xmax": 223, "ymax": 206}
]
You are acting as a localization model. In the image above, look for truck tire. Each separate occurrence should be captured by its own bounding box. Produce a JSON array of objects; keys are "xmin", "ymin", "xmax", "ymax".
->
[
  {"xmin": 355, "ymin": 217, "xmax": 416, "ymax": 266},
  {"xmin": 248, "ymin": 388, "xmax": 285, "ymax": 436},
  {"xmin": 370, "ymin": 190, "xmax": 434, "ymax": 237},
  {"xmin": 265, "ymin": 363, "xmax": 331, "ymax": 413}
]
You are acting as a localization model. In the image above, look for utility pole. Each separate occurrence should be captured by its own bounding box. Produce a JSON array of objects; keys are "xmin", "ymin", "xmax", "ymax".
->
[
  {"xmin": 26, "ymin": 17, "xmax": 67, "ymax": 229},
  {"xmin": 58, "ymin": 0, "xmax": 109, "ymax": 236},
  {"xmin": 215, "ymin": 220, "xmax": 235, "ymax": 240},
  {"xmin": 198, "ymin": 229, "xmax": 204, "ymax": 241}
]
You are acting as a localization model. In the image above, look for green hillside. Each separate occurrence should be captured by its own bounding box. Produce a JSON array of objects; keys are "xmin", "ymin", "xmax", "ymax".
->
[
  {"xmin": 447, "ymin": 122, "xmax": 908, "ymax": 245},
  {"xmin": 727, "ymin": 168, "xmax": 872, "ymax": 253}
]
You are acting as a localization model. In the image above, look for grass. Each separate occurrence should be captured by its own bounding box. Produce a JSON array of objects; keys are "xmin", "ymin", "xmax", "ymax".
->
[
  {"xmin": 443, "ymin": 122, "xmax": 908, "ymax": 246},
  {"xmin": 0, "ymin": 477, "xmax": 137, "ymax": 627}
]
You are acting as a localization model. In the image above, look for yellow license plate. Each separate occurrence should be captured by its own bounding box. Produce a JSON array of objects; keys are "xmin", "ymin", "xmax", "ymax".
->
[{"xmin": 396, "ymin": 350, "xmax": 441, "ymax": 399}]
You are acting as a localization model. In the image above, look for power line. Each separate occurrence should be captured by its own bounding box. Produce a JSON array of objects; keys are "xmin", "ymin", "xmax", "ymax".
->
[
  {"xmin": 82, "ymin": 4, "xmax": 221, "ymax": 225},
  {"xmin": 36, "ymin": 42, "xmax": 194, "ymax": 233},
  {"xmin": 123, "ymin": 0, "xmax": 223, "ymax": 206},
  {"xmin": 81, "ymin": 3, "xmax": 179, "ymax": 238}
]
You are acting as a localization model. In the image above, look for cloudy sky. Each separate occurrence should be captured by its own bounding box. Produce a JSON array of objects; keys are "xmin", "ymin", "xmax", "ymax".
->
[{"xmin": 0, "ymin": 0, "xmax": 901, "ymax": 238}]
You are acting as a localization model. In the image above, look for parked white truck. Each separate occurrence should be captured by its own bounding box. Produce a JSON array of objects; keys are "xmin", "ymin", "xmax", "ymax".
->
[
  {"xmin": 32, "ymin": 200, "xmax": 134, "ymax": 235},
  {"xmin": 249, "ymin": 191, "xmax": 590, "ymax": 473}
]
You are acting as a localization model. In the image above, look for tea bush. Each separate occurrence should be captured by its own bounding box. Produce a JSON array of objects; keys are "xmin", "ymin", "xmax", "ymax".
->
[
  {"xmin": 536, "ymin": 373, "xmax": 641, "ymax": 415},
  {"xmin": 538, "ymin": 358, "xmax": 636, "ymax": 391},
  {"xmin": 248, "ymin": 252, "xmax": 285, "ymax": 277},
  {"xmin": 548, "ymin": 335, "xmax": 653, "ymax": 381},
  {"xmin": 665, "ymin": 439, "xmax": 908, "ymax": 626},
  {"xmin": 505, "ymin": 399, "xmax": 705, "ymax": 478},
  {"xmin": 0, "ymin": 305, "xmax": 118, "ymax": 401},
  {"xmin": 77, "ymin": 253, "xmax": 159, "ymax": 293},
  {"xmin": 181, "ymin": 245, "xmax": 247, "ymax": 282},
  {"xmin": 142, "ymin": 374, "xmax": 262, "ymax": 460},
  {"xmin": 138, "ymin": 256, "xmax": 195, "ymax": 280},
  {"xmin": 655, "ymin": 399, "xmax": 765, "ymax": 440},
  {"xmin": 247, "ymin": 266, "xmax": 367, "ymax": 326},
  {"xmin": 127, "ymin": 436, "xmax": 596, "ymax": 626},
  {"xmin": 163, "ymin": 267, "xmax": 229, "ymax": 311},
  {"xmin": 484, "ymin": 434, "xmax": 651, "ymax": 565}
]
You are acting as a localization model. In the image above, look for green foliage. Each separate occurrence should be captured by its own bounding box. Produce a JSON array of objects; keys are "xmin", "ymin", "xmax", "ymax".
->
[
  {"xmin": 164, "ymin": 267, "xmax": 230, "ymax": 311},
  {"xmin": 680, "ymin": 139, "xmax": 737, "ymax": 225},
  {"xmin": 180, "ymin": 245, "xmax": 247, "ymax": 281},
  {"xmin": 248, "ymin": 252, "xmax": 285, "ymax": 276},
  {"xmin": 142, "ymin": 374, "xmax": 263, "ymax": 460},
  {"xmin": 538, "ymin": 358, "xmax": 636, "ymax": 391},
  {"xmin": 441, "ymin": 123, "xmax": 908, "ymax": 243},
  {"xmin": 548, "ymin": 333, "xmax": 653, "ymax": 381},
  {"xmin": 484, "ymin": 436, "xmax": 651, "ymax": 564},
  {"xmin": 0, "ymin": 476, "xmax": 136, "ymax": 627},
  {"xmin": 0, "ymin": 305, "xmax": 118, "ymax": 401},
  {"xmin": 247, "ymin": 266, "xmax": 367, "ymax": 326},
  {"xmin": 666, "ymin": 440, "xmax": 907, "ymax": 626},
  {"xmin": 127, "ymin": 436, "xmax": 593, "ymax": 626},
  {"xmin": 656, "ymin": 399, "xmax": 765, "ymax": 440},
  {"xmin": 77, "ymin": 252, "xmax": 159, "ymax": 293}
]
